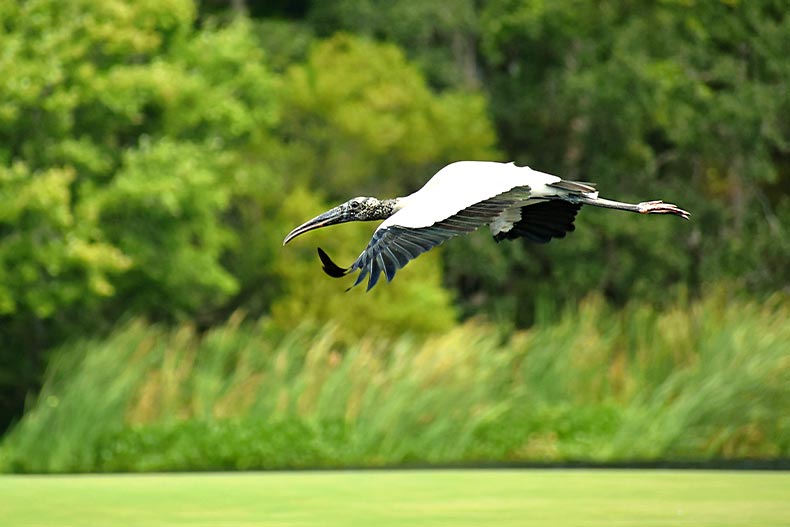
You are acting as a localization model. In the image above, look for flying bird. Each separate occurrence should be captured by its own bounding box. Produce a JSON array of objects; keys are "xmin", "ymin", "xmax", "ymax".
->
[{"xmin": 283, "ymin": 161, "xmax": 689, "ymax": 290}]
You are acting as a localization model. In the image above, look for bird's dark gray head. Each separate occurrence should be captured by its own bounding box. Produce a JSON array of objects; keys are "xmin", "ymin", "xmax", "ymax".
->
[{"xmin": 283, "ymin": 196, "xmax": 399, "ymax": 245}]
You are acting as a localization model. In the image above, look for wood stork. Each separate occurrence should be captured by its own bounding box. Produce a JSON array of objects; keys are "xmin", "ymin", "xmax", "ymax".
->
[{"xmin": 283, "ymin": 161, "xmax": 689, "ymax": 291}]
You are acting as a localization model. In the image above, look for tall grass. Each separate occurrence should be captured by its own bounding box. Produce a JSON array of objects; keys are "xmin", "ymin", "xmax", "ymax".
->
[{"xmin": 1, "ymin": 291, "xmax": 787, "ymax": 472}]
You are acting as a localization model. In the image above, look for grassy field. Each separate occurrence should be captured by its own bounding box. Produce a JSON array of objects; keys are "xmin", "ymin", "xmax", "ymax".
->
[{"xmin": 1, "ymin": 469, "xmax": 788, "ymax": 526}]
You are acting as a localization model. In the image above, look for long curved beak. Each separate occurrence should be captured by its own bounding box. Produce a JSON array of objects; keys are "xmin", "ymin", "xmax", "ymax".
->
[{"xmin": 283, "ymin": 205, "xmax": 346, "ymax": 245}]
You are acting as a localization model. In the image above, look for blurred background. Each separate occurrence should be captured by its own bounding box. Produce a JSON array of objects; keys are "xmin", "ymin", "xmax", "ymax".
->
[{"xmin": 0, "ymin": 0, "xmax": 787, "ymax": 472}]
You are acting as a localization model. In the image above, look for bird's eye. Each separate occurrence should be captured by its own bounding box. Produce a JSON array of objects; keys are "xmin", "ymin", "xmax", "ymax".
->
[{"xmin": 349, "ymin": 201, "xmax": 360, "ymax": 209}]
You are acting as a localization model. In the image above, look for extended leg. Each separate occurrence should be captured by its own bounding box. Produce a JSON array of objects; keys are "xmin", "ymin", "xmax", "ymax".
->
[{"xmin": 575, "ymin": 196, "xmax": 690, "ymax": 219}]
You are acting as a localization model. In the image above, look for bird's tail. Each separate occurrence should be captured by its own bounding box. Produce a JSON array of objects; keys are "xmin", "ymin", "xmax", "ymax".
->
[{"xmin": 549, "ymin": 179, "xmax": 597, "ymax": 194}]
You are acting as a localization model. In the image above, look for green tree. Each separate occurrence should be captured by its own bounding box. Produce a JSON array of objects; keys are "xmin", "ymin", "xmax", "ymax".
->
[
  {"xmin": 276, "ymin": 34, "xmax": 498, "ymax": 199},
  {"xmin": 275, "ymin": 0, "xmax": 789, "ymax": 322},
  {"xmin": 239, "ymin": 34, "xmax": 499, "ymax": 338},
  {"xmin": 0, "ymin": 0, "xmax": 278, "ymax": 427},
  {"xmin": 449, "ymin": 0, "xmax": 790, "ymax": 324},
  {"xmin": 308, "ymin": 0, "xmax": 480, "ymax": 89}
]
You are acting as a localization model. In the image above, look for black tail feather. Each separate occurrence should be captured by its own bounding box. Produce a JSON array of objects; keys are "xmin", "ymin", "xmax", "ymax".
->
[{"xmin": 549, "ymin": 180, "xmax": 597, "ymax": 193}]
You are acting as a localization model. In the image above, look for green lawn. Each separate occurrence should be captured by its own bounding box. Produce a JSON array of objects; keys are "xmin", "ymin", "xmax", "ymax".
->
[{"xmin": 1, "ymin": 470, "xmax": 788, "ymax": 526}]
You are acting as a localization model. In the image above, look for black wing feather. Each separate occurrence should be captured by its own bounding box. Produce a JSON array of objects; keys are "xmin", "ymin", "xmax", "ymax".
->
[
  {"xmin": 319, "ymin": 189, "xmax": 531, "ymax": 290},
  {"xmin": 493, "ymin": 200, "xmax": 581, "ymax": 243},
  {"xmin": 318, "ymin": 247, "xmax": 348, "ymax": 277}
]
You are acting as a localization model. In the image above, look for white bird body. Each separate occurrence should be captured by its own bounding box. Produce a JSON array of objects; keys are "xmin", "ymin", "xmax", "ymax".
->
[
  {"xmin": 384, "ymin": 161, "xmax": 581, "ymax": 231},
  {"xmin": 283, "ymin": 160, "xmax": 689, "ymax": 291}
]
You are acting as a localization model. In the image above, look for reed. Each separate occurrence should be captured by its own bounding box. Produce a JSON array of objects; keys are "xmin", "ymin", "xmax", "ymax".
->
[{"xmin": 2, "ymin": 291, "xmax": 787, "ymax": 472}]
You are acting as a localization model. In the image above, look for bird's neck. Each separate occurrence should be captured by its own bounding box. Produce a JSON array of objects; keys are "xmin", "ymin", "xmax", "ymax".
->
[{"xmin": 373, "ymin": 198, "xmax": 401, "ymax": 220}]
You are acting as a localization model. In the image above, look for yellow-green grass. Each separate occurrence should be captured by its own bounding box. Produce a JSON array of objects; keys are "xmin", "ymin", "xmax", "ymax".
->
[
  {"xmin": 1, "ymin": 470, "xmax": 788, "ymax": 527},
  {"xmin": 5, "ymin": 293, "xmax": 788, "ymax": 473}
]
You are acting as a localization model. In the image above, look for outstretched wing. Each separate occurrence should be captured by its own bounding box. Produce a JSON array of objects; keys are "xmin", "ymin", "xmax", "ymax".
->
[{"xmin": 319, "ymin": 188, "xmax": 531, "ymax": 290}]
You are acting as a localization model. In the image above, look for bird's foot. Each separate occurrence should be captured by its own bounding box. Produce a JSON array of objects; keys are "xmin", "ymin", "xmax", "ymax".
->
[{"xmin": 637, "ymin": 200, "xmax": 690, "ymax": 220}]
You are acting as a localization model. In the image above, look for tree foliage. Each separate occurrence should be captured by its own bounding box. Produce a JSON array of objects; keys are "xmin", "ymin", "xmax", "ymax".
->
[
  {"xmin": 270, "ymin": 0, "xmax": 788, "ymax": 322},
  {"xmin": 470, "ymin": 0, "xmax": 789, "ymax": 317},
  {"xmin": 308, "ymin": 0, "xmax": 481, "ymax": 88},
  {"xmin": 0, "ymin": 0, "xmax": 277, "ymax": 324},
  {"xmin": 277, "ymin": 34, "xmax": 498, "ymax": 199}
]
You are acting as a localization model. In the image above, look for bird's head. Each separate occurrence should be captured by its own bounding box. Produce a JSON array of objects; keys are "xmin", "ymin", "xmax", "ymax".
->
[{"xmin": 283, "ymin": 196, "xmax": 396, "ymax": 245}]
